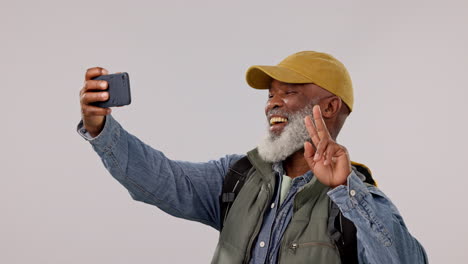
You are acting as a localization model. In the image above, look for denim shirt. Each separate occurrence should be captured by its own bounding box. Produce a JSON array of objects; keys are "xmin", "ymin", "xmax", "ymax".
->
[
  {"xmin": 249, "ymin": 164, "xmax": 314, "ymax": 264},
  {"xmin": 77, "ymin": 115, "xmax": 428, "ymax": 263}
]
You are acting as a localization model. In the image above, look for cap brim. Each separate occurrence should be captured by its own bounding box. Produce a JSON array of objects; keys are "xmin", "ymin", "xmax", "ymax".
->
[{"xmin": 246, "ymin": 65, "xmax": 314, "ymax": 89}]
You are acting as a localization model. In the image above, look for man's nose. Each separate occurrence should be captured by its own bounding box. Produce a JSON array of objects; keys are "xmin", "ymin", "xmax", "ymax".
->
[{"xmin": 266, "ymin": 95, "xmax": 284, "ymax": 113}]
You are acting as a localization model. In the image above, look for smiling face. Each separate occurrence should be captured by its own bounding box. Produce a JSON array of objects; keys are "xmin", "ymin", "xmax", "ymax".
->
[
  {"xmin": 265, "ymin": 79, "xmax": 332, "ymax": 137},
  {"xmin": 258, "ymin": 79, "xmax": 350, "ymax": 163},
  {"xmin": 257, "ymin": 80, "xmax": 335, "ymax": 163}
]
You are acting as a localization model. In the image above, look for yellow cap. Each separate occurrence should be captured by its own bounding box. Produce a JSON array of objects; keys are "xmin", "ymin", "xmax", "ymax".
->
[{"xmin": 246, "ymin": 51, "xmax": 354, "ymax": 111}]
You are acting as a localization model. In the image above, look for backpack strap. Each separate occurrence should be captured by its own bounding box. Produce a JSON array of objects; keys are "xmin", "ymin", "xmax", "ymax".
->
[
  {"xmin": 328, "ymin": 201, "xmax": 359, "ymax": 264},
  {"xmin": 328, "ymin": 164, "xmax": 377, "ymax": 264},
  {"xmin": 219, "ymin": 156, "xmax": 253, "ymax": 231}
]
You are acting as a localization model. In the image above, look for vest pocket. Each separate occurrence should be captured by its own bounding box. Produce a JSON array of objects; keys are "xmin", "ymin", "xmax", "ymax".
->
[
  {"xmin": 289, "ymin": 241, "xmax": 337, "ymax": 253},
  {"xmin": 281, "ymin": 241, "xmax": 341, "ymax": 264}
]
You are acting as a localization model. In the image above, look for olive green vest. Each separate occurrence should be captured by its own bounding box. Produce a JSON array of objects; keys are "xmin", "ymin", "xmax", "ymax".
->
[{"xmin": 211, "ymin": 148, "xmax": 341, "ymax": 264}]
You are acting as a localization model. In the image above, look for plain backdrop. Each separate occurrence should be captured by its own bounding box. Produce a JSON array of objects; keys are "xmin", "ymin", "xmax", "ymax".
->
[{"xmin": 1, "ymin": 0, "xmax": 467, "ymax": 263}]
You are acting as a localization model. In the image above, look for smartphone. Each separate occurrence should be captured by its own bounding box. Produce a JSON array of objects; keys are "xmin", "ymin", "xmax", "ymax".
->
[{"xmin": 91, "ymin": 72, "xmax": 131, "ymax": 108}]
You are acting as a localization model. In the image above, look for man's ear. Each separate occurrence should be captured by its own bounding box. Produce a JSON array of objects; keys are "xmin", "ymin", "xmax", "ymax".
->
[{"xmin": 321, "ymin": 96, "xmax": 342, "ymax": 119}]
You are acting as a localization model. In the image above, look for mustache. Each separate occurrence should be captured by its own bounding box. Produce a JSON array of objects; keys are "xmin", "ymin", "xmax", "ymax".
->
[
  {"xmin": 266, "ymin": 104, "xmax": 317, "ymax": 123},
  {"xmin": 266, "ymin": 108, "xmax": 292, "ymax": 120}
]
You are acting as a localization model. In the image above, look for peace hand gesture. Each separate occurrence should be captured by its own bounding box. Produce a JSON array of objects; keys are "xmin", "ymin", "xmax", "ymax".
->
[{"xmin": 304, "ymin": 105, "xmax": 351, "ymax": 188}]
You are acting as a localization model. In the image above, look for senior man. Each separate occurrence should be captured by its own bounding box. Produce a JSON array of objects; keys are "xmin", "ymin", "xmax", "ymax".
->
[{"xmin": 77, "ymin": 51, "xmax": 428, "ymax": 263}]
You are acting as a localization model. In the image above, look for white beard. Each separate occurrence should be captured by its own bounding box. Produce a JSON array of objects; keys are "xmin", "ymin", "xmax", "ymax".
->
[{"xmin": 257, "ymin": 106, "xmax": 313, "ymax": 163}]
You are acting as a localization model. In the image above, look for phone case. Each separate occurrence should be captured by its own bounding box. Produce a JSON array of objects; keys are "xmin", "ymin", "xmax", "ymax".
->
[{"xmin": 91, "ymin": 72, "xmax": 131, "ymax": 108}]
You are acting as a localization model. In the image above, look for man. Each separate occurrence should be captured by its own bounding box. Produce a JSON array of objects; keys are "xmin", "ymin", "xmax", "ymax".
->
[{"xmin": 77, "ymin": 51, "xmax": 428, "ymax": 263}]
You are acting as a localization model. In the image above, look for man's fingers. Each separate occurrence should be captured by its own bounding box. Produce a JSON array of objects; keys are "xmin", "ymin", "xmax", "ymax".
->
[
  {"xmin": 305, "ymin": 115, "xmax": 320, "ymax": 147},
  {"xmin": 85, "ymin": 67, "xmax": 109, "ymax": 81},
  {"xmin": 324, "ymin": 146, "xmax": 335, "ymax": 166},
  {"xmin": 313, "ymin": 105, "xmax": 332, "ymax": 139},
  {"xmin": 323, "ymin": 144, "xmax": 347, "ymax": 166},
  {"xmin": 81, "ymin": 104, "xmax": 111, "ymax": 116},
  {"xmin": 313, "ymin": 138, "xmax": 329, "ymax": 162},
  {"xmin": 83, "ymin": 80, "xmax": 108, "ymax": 91},
  {"xmin": 304, "ymin": 142, "xmax": 316, "ymax": 168},
  {"xmin": 81, "ymin": 91, "xmax": 109, "ymax": 105},
  {"xmin": 304, "ymin": 141, "xmax": 314, "ymax": 159}
]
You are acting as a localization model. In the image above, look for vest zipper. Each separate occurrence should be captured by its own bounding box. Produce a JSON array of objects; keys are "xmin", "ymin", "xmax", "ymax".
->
[
  {"xmin": 243, "ymin": 183, "xmax": 272, "ymax": 264},
  {"xmin": 289, "ymin": 241, "xmax": 337, "ymax": 253}
]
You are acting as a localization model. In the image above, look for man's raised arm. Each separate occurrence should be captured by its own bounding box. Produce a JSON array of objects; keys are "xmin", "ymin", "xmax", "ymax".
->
[{"xmin": 77, "ymin": 67, "xmax": 243, "ymax": 230}]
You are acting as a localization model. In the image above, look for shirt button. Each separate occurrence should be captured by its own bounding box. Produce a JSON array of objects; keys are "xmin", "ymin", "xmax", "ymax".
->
[
  {"xmin": 350, "ymin": 190, "xmax": 356, "ymax": 196},
  {"xmin": 271, "ymin": 203, "xmax": 275, "ymax": 209},
  {"xmin": 259, "ymin": 241, "xmax": 265, "ymax": 248}
]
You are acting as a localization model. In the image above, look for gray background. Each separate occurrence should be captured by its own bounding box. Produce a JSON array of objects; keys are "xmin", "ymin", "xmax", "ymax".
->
[{"xmin": 1, "ymin": 0, "xmax": 467, "ymax": 263}]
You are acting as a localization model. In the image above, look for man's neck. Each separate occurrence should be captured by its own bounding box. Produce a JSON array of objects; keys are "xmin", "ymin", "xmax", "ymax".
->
[{"xmin": 283, "ymin": 149, "xmax": 310, "ymax": 178}]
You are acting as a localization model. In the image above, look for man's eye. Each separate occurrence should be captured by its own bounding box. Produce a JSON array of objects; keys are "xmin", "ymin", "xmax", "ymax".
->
[{"xmin": 268, "ymin": 94, "xmax": 273, "ymax": 99}]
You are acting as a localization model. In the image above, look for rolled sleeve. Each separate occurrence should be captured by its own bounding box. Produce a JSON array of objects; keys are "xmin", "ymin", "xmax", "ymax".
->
[{"xmin": 76, "ymin": 115, "xmax": 121, "ymax": 155}]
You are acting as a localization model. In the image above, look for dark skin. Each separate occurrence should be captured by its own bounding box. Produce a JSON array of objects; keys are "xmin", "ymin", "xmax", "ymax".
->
[
  {"xmin": 266, "ymin": 80, "xmax": 351, "ymax": 187},
  {"xmin": 79, "ymin": 67, "xmax": 112, "ymax": 137},
  {"xmin": 79, "ymin": 67, "xmax": 125, "ymax": 137}
]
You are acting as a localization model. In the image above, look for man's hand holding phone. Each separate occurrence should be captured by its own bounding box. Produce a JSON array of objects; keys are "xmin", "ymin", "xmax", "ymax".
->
[
  {"xmin": 79, "ymin": 67, "xmax": 132, "ymax": 137},
  {"xmin": 79, "ymin": 67, "xmax": 110, "ymax": 137}
]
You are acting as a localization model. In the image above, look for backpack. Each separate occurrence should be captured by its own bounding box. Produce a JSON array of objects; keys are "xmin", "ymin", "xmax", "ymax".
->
[{"xmin": 219, "ymin": 156, "xmax": 376, "ymax": 264}]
